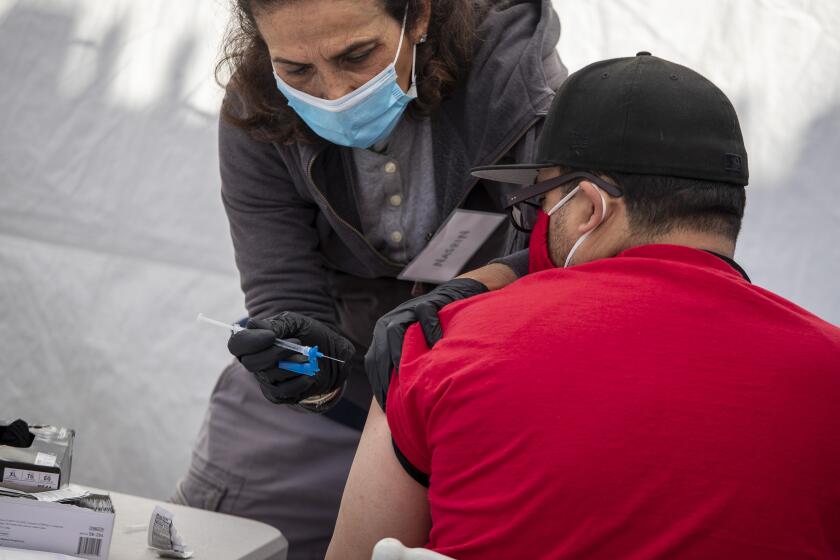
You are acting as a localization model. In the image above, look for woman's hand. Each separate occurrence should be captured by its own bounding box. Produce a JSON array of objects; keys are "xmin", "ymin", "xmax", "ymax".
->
[
  {"xmin": 365, "ymin": 263, "xmax": 518, "ymax": 410},
  {"xmin": 228, "ymin": 312, "xmax": 356, "ymax": 409}
]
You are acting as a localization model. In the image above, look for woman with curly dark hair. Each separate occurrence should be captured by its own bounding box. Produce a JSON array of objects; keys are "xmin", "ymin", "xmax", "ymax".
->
[{"xmin": 175, "ymin": 0, "xmax": 566, "ymax": 557}]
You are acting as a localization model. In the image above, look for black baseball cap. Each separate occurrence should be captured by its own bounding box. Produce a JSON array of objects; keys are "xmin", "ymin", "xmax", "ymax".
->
[{"xmin": 472, "ymin": 52, "xmax": 748, "ymax": 186}]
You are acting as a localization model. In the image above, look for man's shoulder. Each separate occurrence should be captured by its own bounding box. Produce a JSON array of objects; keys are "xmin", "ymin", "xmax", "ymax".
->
[{"xmin": 398, "ymin": 274, "xmax": 576, "ymax": 375}]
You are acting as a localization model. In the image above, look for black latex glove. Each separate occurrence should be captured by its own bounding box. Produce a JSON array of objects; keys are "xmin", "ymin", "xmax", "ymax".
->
[
  {"xmin": 0, "ymin": 419, "xmax": 34, "ymax": 447},
  {"xmin": 227, "ymin": 312, "xmax": 355, "ymax": 406},
  {"xmin": 365, "ymin": 278, "xmax": 489, "ymax": 410}
]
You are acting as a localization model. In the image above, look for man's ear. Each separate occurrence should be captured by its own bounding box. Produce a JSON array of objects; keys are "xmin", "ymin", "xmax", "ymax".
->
[{"xmin": 575, "ymin": 180, "xmax": 608, "ymax": 234}]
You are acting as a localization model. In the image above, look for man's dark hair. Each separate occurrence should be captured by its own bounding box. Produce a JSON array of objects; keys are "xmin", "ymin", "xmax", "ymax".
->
[
  {"xmin": 554, "ymin": 167, "xmax": 746, "ymax": 242},
  {"xmin": 609, "ymin": 172, "xmax": 746, "ymax": 242}
]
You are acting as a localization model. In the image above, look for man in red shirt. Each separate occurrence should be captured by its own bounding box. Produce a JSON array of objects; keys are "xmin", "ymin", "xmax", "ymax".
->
[{"xmin": 327, "ymin": 53, "xmax": 840, "ymax": 559}]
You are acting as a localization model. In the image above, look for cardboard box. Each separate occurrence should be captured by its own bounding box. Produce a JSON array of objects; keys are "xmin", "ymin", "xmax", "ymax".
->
[{"xmin": 0, "ymin": 495, "xmax": 114, "ymax": 559}]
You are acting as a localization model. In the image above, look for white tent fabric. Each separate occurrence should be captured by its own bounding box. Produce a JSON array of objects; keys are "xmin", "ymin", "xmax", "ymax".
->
[{"xmin": 2, "ymin": 0, "xmax": 838, "ymax": 500}]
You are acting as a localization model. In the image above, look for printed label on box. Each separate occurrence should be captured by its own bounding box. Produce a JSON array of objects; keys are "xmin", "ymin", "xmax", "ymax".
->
[
  {"xmin": 77, "ymin": 525, "xmax": 107, "ymax": 557},
  {"xmin": 2, "ymin": 467, "xmax": 59, "ymax": 490},
  {"xmin": 35, "ymin": 452, "xmax": 57, "ymax": 467}
]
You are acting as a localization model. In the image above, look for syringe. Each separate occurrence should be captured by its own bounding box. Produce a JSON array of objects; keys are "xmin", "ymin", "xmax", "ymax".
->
[{"xmin": 197, "ymin": 314, "xmax": 344, "ymax": 376}]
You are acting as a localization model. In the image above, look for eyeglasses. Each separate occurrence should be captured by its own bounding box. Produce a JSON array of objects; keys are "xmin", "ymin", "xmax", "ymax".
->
[{"xmin": 505, "ymin": 171, "xmax": 624, "ymax": 233}]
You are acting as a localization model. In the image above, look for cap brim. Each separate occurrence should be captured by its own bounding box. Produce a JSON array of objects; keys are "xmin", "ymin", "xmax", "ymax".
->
[{"xmin": 470, "ymin": 162, "xmax": 557, "ymax": 184}]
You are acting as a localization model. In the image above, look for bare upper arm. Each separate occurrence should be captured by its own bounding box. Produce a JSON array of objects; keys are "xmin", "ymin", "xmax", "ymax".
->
[{"xmin": 326, "ymin": 400, "xmax": 431, "ymax": 560}]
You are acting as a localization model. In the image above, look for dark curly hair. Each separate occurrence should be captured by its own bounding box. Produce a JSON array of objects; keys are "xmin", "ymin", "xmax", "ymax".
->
[{"xmin": 217, "ymin": 0, "xmax": 489, "ymax": 144}]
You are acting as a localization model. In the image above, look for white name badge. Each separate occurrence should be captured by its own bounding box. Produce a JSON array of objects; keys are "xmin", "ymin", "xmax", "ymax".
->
[{"xmin": 398, "ymin": 209, "xmax": 506, "ymax": 284}]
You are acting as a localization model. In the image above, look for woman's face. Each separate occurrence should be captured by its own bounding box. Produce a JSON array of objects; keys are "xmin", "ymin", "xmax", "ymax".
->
[{"xmin": 256, "ymin": 0, "xmax": 425, "ymax": 100}]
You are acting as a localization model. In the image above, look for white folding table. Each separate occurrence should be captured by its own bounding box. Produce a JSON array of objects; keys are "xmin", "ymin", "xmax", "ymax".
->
[{"xmin": 99, "ymin": 489, "xmax": 287, "ymax": 560}]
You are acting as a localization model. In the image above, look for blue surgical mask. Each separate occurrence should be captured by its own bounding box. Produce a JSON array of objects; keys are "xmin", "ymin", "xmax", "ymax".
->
[{"xmin": 273, "ymin": 10, "xmax": 417, "ymax": 148}]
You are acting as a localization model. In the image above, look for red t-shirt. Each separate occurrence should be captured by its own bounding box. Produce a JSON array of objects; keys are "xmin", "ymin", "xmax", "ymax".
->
[{"xmin": 387, "ymin": 245, "xmax": 840, "ymax": 559}]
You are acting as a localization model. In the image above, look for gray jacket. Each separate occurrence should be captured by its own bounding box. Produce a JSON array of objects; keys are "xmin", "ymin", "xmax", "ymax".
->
[{"xmin": 220, "ymin": 0, "xmax": 567, "ymax": 408}]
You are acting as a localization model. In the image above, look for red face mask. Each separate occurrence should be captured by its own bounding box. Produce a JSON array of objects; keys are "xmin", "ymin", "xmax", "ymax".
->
[
  {"xmin": 528, "ymin": 210, "xmax": 557, "ymax": 273},
  {"xmin": 527, "ymin": 184, "xmax": 607, "ymax": 273}
]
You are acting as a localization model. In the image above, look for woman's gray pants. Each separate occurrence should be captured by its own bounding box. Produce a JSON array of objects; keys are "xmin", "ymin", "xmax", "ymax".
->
[{"xmin": 172, "ymin": 360, "xmax": 362, "ymax": 560}]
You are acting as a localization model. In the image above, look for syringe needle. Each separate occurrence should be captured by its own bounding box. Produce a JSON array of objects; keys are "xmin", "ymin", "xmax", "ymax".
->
[
  {"xmin": 319, "ymin": 355, "xmax": 345, "ymax": 364},
  {"xmin": 199, "ymin": 313, "xmax": 344, "ymax": 364}
]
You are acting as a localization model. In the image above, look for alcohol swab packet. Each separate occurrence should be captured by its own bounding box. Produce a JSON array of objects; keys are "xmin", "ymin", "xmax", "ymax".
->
[{"xmin": 148, "ymin": 505, "xmax": 194, "ymax": 559}]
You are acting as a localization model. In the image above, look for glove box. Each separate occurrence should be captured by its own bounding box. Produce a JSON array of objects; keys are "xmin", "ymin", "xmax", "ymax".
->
[{"xmin": 0, "ymin": 420, "xmax": 74, "ymax": 492}]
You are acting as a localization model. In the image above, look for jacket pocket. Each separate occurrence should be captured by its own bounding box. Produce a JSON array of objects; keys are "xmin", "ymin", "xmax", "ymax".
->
[{"xmin": 171, "ymin": 454, "xmax": 239, "ymax": 512}]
